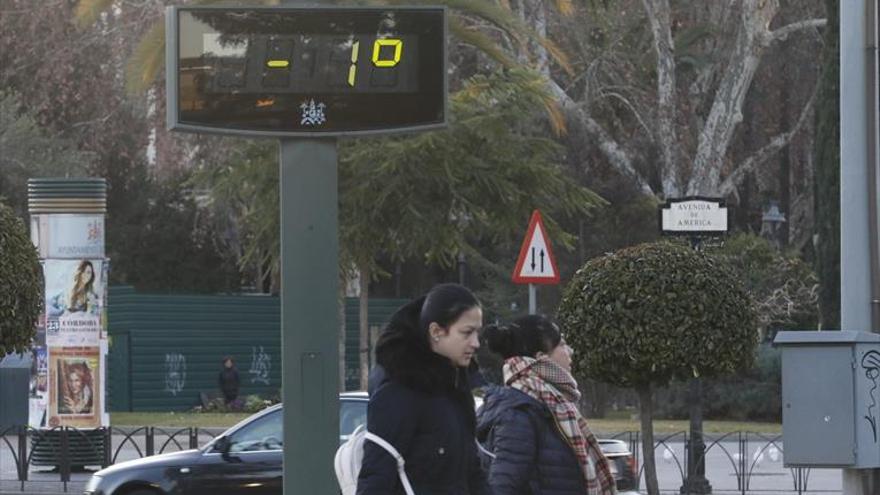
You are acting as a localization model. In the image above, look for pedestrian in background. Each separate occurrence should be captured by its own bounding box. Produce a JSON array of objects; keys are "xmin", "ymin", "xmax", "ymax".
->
[
  {"xmin": 477, "ymin": 315, "xmax": 616, "ymax": 495},
  {"xmin": 357, "ymin": 283, "xmax": 490, "ymax": 495},
  {"xmin": 218, "ymin": 356, "xmax": 240, "ymax": 406}
]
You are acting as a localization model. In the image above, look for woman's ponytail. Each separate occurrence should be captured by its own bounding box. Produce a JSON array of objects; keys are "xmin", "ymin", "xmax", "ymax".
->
[
  {"xmin": 482, "ymin": 324, "xmax": 518, "ymax": 359},
  {"xmin": 482, "ymin": 315, "xmax": 562, "ymax": 360}
]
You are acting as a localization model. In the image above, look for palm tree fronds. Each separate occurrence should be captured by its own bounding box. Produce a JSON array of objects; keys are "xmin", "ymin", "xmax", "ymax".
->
[
  {"xmin": 454, "ymin": 68, "xmax": 567, "ymax": 134},
  {"xmin": 540, "ymin": 93, "xmax": 566, "ymax": 135},
  {"xmin": 74, "ymin": 0, "xmax": 115, "ymax": 28},
  {"xmin": 125, "ymin": 23, "xmax": 165, "ymax": 95},
  {"xmin": 533, "ymin": 35, "xmax": 573, "ymax": 76},
  {"xmin": 555, "ymin": 0, "xmax": 575, "ymax": 17},
  {"xmin": 449, "ymin": 16, "xmax": 517, "ymax": 69},
  {"xmin": 441, "ymin": 0, "xmax": 573, "ymax": 75}
]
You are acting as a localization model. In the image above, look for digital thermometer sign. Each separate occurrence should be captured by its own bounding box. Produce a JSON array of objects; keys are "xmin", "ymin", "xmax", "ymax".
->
[{"xmin": 166, "ymin": 6, "xmax": 446, "ymax": 136}]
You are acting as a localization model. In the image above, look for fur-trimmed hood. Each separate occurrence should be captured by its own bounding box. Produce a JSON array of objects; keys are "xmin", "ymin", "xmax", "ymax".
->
[{"xmin": 374, "ymin": 325, "xmax": 467, "ymax": 394}]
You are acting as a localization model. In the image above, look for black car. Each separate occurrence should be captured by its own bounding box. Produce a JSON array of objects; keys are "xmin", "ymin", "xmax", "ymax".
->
[
  {"xmin": 84, "ymin": 392, "xmax": 368, "ymax": 495},
  {"xmin": 85, "ymin": 392, "xmax": 641, "ymax": 494}
]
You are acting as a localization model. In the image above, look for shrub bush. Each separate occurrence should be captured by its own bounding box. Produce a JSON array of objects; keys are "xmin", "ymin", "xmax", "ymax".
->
[
  {"xmin": 0, "ymin": 201, "xmax": 43, "ymax": 355},
  {"xmin": 558, "ymin": 240, "xmax": 759, "ymax": 388},
  {"xmin": 653, "ymin": 344, "xmax": 782, "ymax": 422},
  {"xmin": 191, "ymin": 394, "xmax": 279, "ymax": 414}
]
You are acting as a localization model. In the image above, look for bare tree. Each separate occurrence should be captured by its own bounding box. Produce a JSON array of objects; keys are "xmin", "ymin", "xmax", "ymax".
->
[{"xmin": 524, "ymin": 0, "xmax": 826, "ymax": 198}]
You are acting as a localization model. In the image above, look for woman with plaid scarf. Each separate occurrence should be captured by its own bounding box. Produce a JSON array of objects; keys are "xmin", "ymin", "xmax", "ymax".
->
[{"xmin": 477, "ymin": 315, "xmax": 617, "ymax": 495}]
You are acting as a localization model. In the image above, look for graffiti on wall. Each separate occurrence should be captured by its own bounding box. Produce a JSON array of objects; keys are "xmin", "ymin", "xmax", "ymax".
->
[
  {"xmin": 164, "ymin": 353, "xmax": 186, "ymax": 396},
  {"xmin": 249, "ymin": 346, "xmax": 271, "ymax": 385},
  {"xmin": 862, "ymin": 350, "xmax": 880, "ymax": 442}
]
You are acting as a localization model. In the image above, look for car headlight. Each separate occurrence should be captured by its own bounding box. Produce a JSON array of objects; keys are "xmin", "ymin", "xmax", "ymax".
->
[{"xmin": 84, "ymin": 473, "xmax": 103, "ymax": 495}]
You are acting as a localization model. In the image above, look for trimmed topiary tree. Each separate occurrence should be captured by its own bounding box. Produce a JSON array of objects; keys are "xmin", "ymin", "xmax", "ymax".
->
[
  {"xmin": 0, "ymin": 201, "xmax": 43, "ymax": 356},
  {"xmin": 557, "ymin": 241, "xmax": 758, "ymax": 495}
]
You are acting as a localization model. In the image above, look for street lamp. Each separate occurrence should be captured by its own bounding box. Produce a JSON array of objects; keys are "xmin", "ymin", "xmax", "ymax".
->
[{"xmin": 761, "ymin": 201, "xmax": 787, "ymax": 249}]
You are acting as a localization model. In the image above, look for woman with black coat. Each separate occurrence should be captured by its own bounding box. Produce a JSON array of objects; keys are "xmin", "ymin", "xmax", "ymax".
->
[
  {"xmin": 218, "ymin": 356, "xmax": 240, "ymax": 405},
  {"xmin": 357, "ymin": 283, "xmax": 490, "ymax": 495},
  {"xmin": 477, "ymin": 315, "xmax": 617, "ymax": 495}
]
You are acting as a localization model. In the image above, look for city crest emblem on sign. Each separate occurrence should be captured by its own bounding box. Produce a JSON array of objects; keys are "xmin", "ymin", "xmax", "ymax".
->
[{"xmin": 301, "ymin": 99, "xmax": 327, "ymax": 126}]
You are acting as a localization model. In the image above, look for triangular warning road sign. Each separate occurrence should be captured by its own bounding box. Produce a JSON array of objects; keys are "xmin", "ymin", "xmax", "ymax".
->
[{"xmin": 512, "ymin": 210, "xmax": 560, "ymax": 285}]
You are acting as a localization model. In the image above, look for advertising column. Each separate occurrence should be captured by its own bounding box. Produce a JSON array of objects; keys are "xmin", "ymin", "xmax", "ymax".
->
[{"xmin": 27, "ymin": 179, "xmax": 108, "ymax": 429}]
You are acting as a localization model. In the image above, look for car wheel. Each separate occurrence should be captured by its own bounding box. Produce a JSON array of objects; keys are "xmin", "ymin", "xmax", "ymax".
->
[{"xmin": 123, "ymin": 489, "xmax": 160, "ymax": 495}]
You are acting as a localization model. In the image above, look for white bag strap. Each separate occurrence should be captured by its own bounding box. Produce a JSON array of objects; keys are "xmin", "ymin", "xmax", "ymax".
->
[
  {"xmin": 475, "ymin": 438, "xmax": 496, "ymax": 460},
  {"xmin": 364, "ymin": 431, "xmax": 416, "ymax": 495}
]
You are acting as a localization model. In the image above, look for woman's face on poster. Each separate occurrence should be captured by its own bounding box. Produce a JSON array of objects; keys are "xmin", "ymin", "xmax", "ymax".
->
[
  {"xmin": 81, "ymin": 263, "xmax": 93, "ymax": 281},
  {"xmin": 68, "ymin": 371, "xmax": 82, "ymax": 395}
]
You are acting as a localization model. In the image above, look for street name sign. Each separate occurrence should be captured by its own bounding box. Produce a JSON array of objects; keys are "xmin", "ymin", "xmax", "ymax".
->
[
  {"xmin": 512, "ymin": 210, "xmax": 560, "ymax": 285},
  {"xmin": 659, "ymin": 197, "xmax": 729, "ymax": 236}
]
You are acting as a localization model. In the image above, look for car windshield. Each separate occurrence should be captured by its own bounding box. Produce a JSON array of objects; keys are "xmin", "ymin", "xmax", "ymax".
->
[
  {"xmin": 340, "ymin": 399, "xmax": 367, "ymax": 440},
  {"xmin": 226, "ymin": 409, "xmax": 283, "ymax": 453},
  {"xmin": 213, "ymin": 398, "xmax": 368, "ymax": 452}
]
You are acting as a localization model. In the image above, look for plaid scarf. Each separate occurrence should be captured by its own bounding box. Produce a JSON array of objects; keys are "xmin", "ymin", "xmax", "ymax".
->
[{"xmin": 503, "ymin": 356, "xmax": 617, "ymax": 495}]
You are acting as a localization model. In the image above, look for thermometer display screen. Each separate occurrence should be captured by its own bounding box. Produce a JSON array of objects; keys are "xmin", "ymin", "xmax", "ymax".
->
[{"xmin": 168, "ymin": 7, "xmax": 446, "ymax": 135}]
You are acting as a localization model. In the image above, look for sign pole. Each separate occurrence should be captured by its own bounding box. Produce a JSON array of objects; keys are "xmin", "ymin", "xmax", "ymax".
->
[
  {"xmin": 528, "ymin": 284, "xmax": 536, "ymax": 315},
  {"xmin": 659, "ymin": 197, "xmax": 728, "ymax": 495},
  {"xmin": 840, "ymin": 0, "xmax": 880, "ymax": 492},
  {"xmin": 280, "ymin": 138, "xmax": 338, "ymax": 494}
]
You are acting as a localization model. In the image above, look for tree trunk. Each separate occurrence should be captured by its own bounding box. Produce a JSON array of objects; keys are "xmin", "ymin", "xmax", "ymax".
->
[
  {"xmin": 525, "ymin": 0, "xmax": 549, "ymax": 77},
  {"xmin": 779, "ymin": 72, "xmax": 791, "ymax": 247},
  {"xmin": 642, "ymin": 0, "xmax": 679, "ymax": 196},
  {"xmin": 358, "ymin": 265, "xmax": 370, "ymax": 390},
  {"xmin": 689, "ymin": 0, "xmax": 779, "ymax": 195},
  {"xmin": 637, "ymin": 383, "xmax": 660, "ymax": 495},
  {"xmin": 512, "ymin": 0, "xmax": 529, "ymax": 66},
  {"xmin": 547, "ymin": 80, "xmax": 656, "ymax": 197},
  {"xmin": 589, "ymin": 380, "xmax": 607, "ymax": 418}
]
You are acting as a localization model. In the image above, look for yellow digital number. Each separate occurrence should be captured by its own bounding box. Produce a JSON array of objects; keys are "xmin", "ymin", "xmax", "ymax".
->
[
  {"xmin": 372, "ymin": 39, "xmax": 402, "ymax": 68},
  {"xmin": 348, "ymin": 41, "xmax": 360, "ymax": 87}
]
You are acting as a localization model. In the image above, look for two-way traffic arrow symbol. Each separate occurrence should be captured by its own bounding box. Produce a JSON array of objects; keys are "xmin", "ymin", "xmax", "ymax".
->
[
  {"xmin": 512, "ymin": 210, "xmax": 560, "ymax": 285},
  {"xmin": 531, "ymin": 248, "xmax": 547, "ymax": 272}
]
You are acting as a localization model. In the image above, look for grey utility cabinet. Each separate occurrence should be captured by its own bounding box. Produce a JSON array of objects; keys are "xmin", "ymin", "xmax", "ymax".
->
[
  {"xmin": 0, "ymin": 352, "xmax": 31, "ymax": 431},
  {"xmin": 774, "ymin": 331, "xmax": 880, "ymax": 468}
]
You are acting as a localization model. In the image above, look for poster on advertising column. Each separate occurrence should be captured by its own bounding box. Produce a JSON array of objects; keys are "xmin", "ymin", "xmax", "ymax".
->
[
  {"xmin": 44, "ymin": 259, "xmax": 104, "ymax": 347},
  {"xmin": 47, "ymin": 346, "xmax": 102, "ymax": 428},
  {"xmin": 42, "ymin": 259, "xmax": 106, "ymax": 428},
  {"xmin": 28, "ymin": 345, "xmax": 48, "ymax": 428}
]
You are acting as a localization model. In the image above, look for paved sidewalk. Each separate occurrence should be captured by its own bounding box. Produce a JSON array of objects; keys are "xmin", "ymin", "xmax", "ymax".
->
[{"xmin": 1, "ymin": 476, "xmax": 87, "ymax": 495}]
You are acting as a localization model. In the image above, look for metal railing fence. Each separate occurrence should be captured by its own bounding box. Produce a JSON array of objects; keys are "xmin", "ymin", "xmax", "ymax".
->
[{"xmin": 1, "ymin": 426, "xmax": 829, "ymax": 494}]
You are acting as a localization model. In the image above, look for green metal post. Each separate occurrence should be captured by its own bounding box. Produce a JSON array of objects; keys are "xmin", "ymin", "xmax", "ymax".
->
[{"xmin": 280, "ymin": 138, "xmax": 339, "ymax": 494}]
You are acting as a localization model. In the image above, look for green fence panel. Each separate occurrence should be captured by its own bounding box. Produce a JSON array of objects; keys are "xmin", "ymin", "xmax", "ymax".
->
[
  {"xmin": 343, "ymin": 298, "xmax": 407, "ymax": 391},
  {"xmin": 107, "ymin": 286, "xmax": 405, "ymax": 411},
  {"xmin": 107, "ymin": 332, "xmax": 130, "ymax": 412}
]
